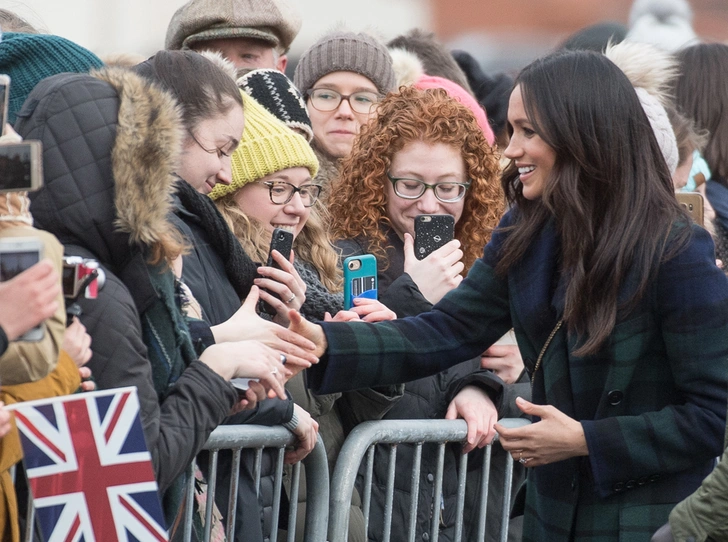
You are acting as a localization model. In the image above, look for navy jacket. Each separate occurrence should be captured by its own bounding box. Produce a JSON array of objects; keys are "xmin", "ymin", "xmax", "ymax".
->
[{"xmin": 312, "ymin": 210, "xmax": 728, "ymax": 541}]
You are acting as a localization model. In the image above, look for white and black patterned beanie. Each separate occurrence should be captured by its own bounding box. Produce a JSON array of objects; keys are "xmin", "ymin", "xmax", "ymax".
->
[{"xmin": 237, "ymin": 68, "xmax": 313, "ymax": 142}]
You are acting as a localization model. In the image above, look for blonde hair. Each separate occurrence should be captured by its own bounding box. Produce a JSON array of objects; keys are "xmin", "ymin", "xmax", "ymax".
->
[{"xmin": 215, "ymin": 195, "xmax": 342, "ymax": 293}]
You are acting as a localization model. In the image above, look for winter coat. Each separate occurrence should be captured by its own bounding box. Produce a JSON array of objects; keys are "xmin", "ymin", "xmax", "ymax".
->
[
  {"xmin": 338, "ymin": 227, "xmax": 520, "ymax": 542},
  {"xmin": 312, "ymin": 210, "xmax": 728, "ymax": 541},
  {"xmin": 0, "ymin": 226, "xmax": 65, "ymax": 385},
  {"xmin": 16, "ymin": 69, "xmax": 237, "ymax": 519},
  {"xmin": 170, "ymin": 182, "xmax": 296, "ymax": 542}
]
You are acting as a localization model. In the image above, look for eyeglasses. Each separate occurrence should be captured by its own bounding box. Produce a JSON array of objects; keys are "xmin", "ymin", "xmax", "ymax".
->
[
  {"xmin": 387, "ymin": 173, "xmax": 471, "ymax": 203},
  {"xmin": 189, "ymin": 131, "xmax": 238, "ymax": 159},
  {"xmin": 306, "ymin": 88, "xmax": 381, "ymax": 115},
  {"xmin": 255, "ymin": 180, "xmax": 322, "ymax": 207}
]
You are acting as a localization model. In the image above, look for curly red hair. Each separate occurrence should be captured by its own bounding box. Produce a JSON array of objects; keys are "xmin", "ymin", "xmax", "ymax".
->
[{"xmin": 328, "ymin": 86, "xmax": 504, "ymax": 273}]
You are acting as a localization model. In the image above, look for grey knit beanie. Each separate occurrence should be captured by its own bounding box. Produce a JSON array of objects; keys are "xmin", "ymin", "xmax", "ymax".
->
[{"xmin": 293, "ymin": 30, "xmax": 396, "ymax": 97}]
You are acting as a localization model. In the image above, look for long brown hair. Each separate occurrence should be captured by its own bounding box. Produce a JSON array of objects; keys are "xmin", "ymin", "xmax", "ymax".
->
[
  {"xmin": 499, "ymin": 50, "xmax": 691, "ymax": 356},
  {"xmin": 673, "ymin": 43, "xmax": 728, "ymax": 183},
  {"xmin": 328, "ymin": 86, "xmax": 503, "ymax": 274}
]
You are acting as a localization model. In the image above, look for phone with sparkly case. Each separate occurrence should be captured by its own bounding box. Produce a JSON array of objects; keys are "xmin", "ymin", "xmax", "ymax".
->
[
  {"xmin": 414, "ymin": 214, "xmax": 455, "ymax": 260},
  {"xmin": 343, "ymin": 254, "xmax": 377, "ymax": 310}
]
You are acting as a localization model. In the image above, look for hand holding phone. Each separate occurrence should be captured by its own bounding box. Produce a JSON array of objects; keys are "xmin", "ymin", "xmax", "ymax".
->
[
  {"xmin": 414, "ymin": 214, "xmax": 455, "ymax": 260},
  {"xmin": 343, "ymin": 254, "xmax": 378, "ymax": 310},
  {"xmin": 403, "ymin": 230, "xmax": 464, "ymax": 305},
  {"xmin": 0, "ymin": 237, "xmax": 45, "ymax": 341},
  {"xmin": 259, "ymin": 228, "xmax": 295, "ymax": 316}
]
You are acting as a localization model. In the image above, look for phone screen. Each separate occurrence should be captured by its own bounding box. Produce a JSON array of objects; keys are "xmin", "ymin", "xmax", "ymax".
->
[
  {"xmin": 0, "ymin": 143, "xmax": 35, "ymax": 192},
  {"xmin": 0, "ymin": 250, "xmax": 39, "ymax": 281}
]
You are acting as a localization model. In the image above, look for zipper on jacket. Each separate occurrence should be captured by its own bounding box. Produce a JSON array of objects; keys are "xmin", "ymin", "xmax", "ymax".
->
[{"xmin": 531, "ymin": 319, "xmax": 563, "ymax": 393}]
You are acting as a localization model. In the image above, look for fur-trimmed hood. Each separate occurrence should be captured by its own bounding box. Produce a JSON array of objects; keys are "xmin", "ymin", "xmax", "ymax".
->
[{"xmin": 16, "ymin": 67, "xmax": 183, "ymax": 272}]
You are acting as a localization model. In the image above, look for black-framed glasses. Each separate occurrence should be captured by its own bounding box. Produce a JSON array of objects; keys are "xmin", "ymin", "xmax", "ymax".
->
[
  {"xmin": 387, "ymin": 172, "xmax": 471, "ymax": 203},
  {"xmin": 306, "ymin": 88, "xmax": 381, "ymax": 114},
  {"xmin": 189, "ymin": 131, "xmax": 238, "ymax": 159},
  {"xmin": 255, "ymin": 180, "xmax": 322, "ymax": 207}
]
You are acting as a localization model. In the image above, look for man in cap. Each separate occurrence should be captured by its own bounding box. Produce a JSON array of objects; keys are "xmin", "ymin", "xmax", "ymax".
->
[{"xmin": 165, "ymin": 0, "xmax": 301, "ymax": 73}]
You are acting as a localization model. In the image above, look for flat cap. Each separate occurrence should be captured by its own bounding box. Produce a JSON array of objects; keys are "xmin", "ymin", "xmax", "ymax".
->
[{"xmin": 165, "ymin": 0, "xmax": 302, "ymax": 52}]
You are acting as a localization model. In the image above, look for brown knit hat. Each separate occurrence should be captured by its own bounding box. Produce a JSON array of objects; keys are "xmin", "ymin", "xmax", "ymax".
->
[
  {"xmin": 293, "ymin": 30, "xmax": 396, "ymax": 97},
  {"xmin": 165, "ymin": 0, "xmax": 302, "ymax": 53}
]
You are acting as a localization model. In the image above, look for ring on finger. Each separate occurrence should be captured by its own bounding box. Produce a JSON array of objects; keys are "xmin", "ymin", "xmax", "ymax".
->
[
  {"xmin": 285, "ymin": 294, "xmax": 296, "ymax": 304},
  {"xmin": 519, "ymin": 457, "xmax": 529, "ymax": 465},
  {"xmin": 280, "ymin": 353, "xmax": 287, "ymax": 365}
]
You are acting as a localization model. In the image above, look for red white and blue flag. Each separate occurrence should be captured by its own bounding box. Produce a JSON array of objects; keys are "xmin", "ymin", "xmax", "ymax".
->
[{"xmin": 10, "ymin": 387, "xmax": 169, "ymax": 541}]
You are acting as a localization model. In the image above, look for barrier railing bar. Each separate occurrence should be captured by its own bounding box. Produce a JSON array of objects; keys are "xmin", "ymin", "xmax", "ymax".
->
[
  {"xmin": 454, "ymin": 451, "xmax": 468, "ymax": 542},
  {"xmin": 407, "ymin": 442, "xmax": 423, "ymax": 542}
]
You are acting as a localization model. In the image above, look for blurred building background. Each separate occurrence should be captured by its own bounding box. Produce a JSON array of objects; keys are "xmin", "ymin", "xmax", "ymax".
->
[{"xmin": 2, "ymin": 0, "xmax": 728, "ymax": 77}]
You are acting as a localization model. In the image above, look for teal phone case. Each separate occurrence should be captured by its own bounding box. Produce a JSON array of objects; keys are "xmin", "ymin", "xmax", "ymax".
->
[{"xmin": 343, "ymin": 254, "xmax": 378, "ymax": 310}]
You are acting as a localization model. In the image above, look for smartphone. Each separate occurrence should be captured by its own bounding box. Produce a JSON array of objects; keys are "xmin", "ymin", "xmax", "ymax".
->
[
  {"xmin": 259, "ymin": 227, "xmax": 295, "ymax": 315},
  {"xmin": 0, "ymin": 75, "xmax": 9, "ymax": 132},
  {"xmin": 0, "ymin": 140, "xmax": 44, "ymax": 193},
  {"xmin": 230, "ymin": 377, "xmax": 257, "ymax": 397},
  {"xmin": 0, "ymin": 237, "xmax": 45, "ymax": 341},
  {"xmin": 343, "ymin": 254, "xmax": 377, "ymax": 310},
  {"xmin": 676, "ymin": 192, "xmax": 704, "ymax": 227},
  {"xmin": 414, "ymin": 214, "xmax": 455, "ymax": 260}
]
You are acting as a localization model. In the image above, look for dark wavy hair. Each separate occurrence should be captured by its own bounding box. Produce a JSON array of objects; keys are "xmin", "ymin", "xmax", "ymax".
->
[
  {"xmin": 327, "ymin": 86, "xmax": 503, "ymax": 274},
  {"xmin": 499, "ymin": 50, "xmax": 691, "ymax": 356}
]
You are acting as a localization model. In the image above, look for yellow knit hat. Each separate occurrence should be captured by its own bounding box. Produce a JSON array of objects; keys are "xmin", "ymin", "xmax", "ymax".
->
[{"xmin": 209, "ymin": 91, "xmax": 319, "ymax": 200}]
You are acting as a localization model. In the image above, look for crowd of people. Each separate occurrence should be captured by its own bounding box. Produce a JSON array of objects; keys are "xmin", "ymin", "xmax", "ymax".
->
[{"xmin": 0, "ymin": 0, "xmax": 727, "ymax": 540}]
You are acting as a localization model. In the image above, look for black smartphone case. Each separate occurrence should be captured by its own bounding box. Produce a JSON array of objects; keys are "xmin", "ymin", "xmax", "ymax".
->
[
  {"xmin": 414, "ymin": 214, "xmax": 455, "ymax": 260},
  {"xmin": 259, "ymin": 228, "xmax": 294, "ymax": 315}
]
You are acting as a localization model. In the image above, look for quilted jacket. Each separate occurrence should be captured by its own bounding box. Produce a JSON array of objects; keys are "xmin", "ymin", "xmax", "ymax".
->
[
  {"xmin": 311, "ymin": 209, "xmax": 728, "ymax": 541},
  {"xmin": 15, "ymin": 69, "xmax": 237, "ymax": 504}
]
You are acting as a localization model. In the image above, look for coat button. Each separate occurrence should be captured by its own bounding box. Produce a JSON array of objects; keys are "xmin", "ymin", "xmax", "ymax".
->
[
  {"xmin": 607, "ymin": 390, "xmax": 623, "ymax": 406},
  {"xmin": 638, "ymin": 477, "xmax": 648, "ymax": 486},
  {"xmin": 649, "ymin": 474, "xmax": 661, "ymax": 483},
  {"xmin": 613, "ymin": 482, "xmax": 625, "ymax": 492},
  {"xmin": 422, "ymin": 533, "xmax": 430, "ymax": 541},
  {"xmin": 427, "ymin": 473, "xmax": 434, "ymax": 483},
  {"xmin": 626, "ymin": 480, "xmax": 636, "ymax": 489}
]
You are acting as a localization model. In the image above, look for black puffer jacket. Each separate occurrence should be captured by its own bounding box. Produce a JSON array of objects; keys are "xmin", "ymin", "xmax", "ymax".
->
[
  {"xmin": 170, "ymin": 182, "xmax": 296, "ymax": 542},
  {"xmin": 16, "ymin": 69, "xmax": 237, "ymax": 506},
  {"xmin": 338, "ymin": 227, "xmax": 527, "ymax": 542}
]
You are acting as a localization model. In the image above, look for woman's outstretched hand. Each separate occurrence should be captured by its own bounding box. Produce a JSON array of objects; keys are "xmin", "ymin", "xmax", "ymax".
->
[{"xmin": 287, "ymin": 310, "xmax": 327, "ymax": 363}]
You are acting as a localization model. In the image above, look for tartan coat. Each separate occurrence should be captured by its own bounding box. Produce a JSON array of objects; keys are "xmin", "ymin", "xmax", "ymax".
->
[{"xmin": 309, "ymin": 210, "xmax": 728, "ymax": 541}]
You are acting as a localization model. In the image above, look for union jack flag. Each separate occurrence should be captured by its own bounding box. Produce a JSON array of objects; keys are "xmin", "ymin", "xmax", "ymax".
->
[{"xmin": 10, "ymin": 387, "xmax": 169, "ymax": 541}]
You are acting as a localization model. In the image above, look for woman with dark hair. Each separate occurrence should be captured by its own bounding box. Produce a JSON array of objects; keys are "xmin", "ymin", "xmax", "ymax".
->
[
  {"xmin": 672, "ymin": 43, "xmax": 728, "ymax": 266},
  {"xmin": 327, "ymin": 85, "xmax": 525, "ymax": 542},
  {"xmin": 288, "ymin": 50, "xmax": 728, "ymax": 541}
]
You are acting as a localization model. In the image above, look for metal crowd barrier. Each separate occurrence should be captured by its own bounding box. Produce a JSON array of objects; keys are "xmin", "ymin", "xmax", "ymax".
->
[
  {"xmin": 182, "ymin": 425, "xmax": 329, "ymax": 542},
  {"xmin": 328, "ymin": 417, "xmax": 530, "ymax": 542}
]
